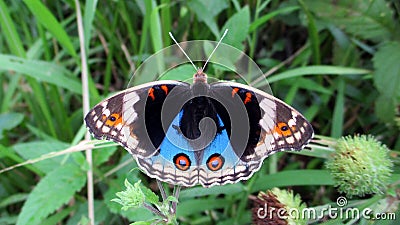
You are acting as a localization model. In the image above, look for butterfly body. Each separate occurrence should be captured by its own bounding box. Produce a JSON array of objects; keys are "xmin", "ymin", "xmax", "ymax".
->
[{"xmin": 85, "ymin": 69, "xmax": 313, "ymax": 187}]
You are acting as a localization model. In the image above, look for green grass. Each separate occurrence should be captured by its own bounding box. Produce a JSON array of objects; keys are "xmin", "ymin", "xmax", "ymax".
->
[{"xmin": 0, "ymin": 0, "xmax": 399, "ymax": 224}]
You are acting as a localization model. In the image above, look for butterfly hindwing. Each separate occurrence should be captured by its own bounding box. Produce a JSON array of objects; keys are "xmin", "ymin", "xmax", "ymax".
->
[{"xmin": 136, "ymin": 98, "xmax": 247, "ymax": 187}]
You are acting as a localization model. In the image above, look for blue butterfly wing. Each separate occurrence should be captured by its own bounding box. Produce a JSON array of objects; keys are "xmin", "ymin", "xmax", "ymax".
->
[
  {"xmin": 197, "ymin": 115, "xmax": 247, "ymax": 186},
  {"xmin": 137, "ymin": 110, "xmax": 201, "ymax": 186}
]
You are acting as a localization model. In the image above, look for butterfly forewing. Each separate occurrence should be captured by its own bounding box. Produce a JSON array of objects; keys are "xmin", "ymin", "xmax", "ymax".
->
[
  {"xmin": 84, "ymin": 81, "xmax": 189, "ymax": 158},
  {"xmin": 210, "ymin": 82, "xmax": 314, "ymax": 161}
]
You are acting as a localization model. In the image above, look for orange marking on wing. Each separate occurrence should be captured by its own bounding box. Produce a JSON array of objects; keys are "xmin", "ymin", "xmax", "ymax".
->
[
  {"xmin": 207, "ymin": 155, "xmax": 224, "ymax": 171},
  {"xmin": 244, "ymin": 92, "xmax": 252, "ymax": 104},
  {"xmin": 105, "ymin": 113, "xmax": 123, "ymax": 126},
  {"xmin": 148, "ymin": 88, "xmax": 155, "ymax": 100},
  {"xmin": 273, "ymin": 122, "xmax": 293, "ymax": 137},
  {"xmin": 231, "ymin": 88, "xmax": 239, "ymax": 97},
  {"xmin": 175, "ymin": 155, "xmax": 190, "ymax": 171},
  {"xmin": 161, "ymin": 85, "xmax": 169, "ymax": 95}
]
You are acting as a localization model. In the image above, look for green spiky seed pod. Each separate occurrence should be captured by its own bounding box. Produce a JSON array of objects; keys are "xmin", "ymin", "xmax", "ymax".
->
[
  {"xmin": 326, "ymin": 135, "xmax": 393, "ymax": 197},
  {"xmin": 252, "ymin": 188, "xmax": 307, "ymax": 225}
]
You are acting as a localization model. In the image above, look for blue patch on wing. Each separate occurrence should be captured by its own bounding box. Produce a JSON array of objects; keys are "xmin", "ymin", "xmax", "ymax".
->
[
  {"xmin": 157, "ymin": 110, "xmax": 196, "ymax": 164},
  {"xmin": 152, "ymin": 110, "xmax": 239, "ymax": 169},
  {"xmin": 200, "ymin": 116, "xmax": 239, "ymax": 168}
]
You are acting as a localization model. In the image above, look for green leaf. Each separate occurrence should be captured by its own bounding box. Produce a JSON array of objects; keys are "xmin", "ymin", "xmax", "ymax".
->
[
  {"xmin": 375, "ymin": 95, "xmax": 396, "ymax": 123},
  {"xmin": 92, "ymin": 146, "xmax": 117, "ymax": 166},
  {"xmin": 161, "ymin": 64, "xmax": 195, "ymax": 81},
  {"xmin": 303, "ymin": 0, "xmax": 395, "ymax": 42},
  {"xmin": 198, "ymin": 0, "xmax": 228, "ymax": 17},
  {"xmin": 65, "ymin": 201, "xmax": 108, "ymax": 225},
  {"xmin": 0, "ymin": 112, "xmax": 24, "ymax": 139},
  {"xmin": 111, "ymin": 180, "xmax": 146, "ymax": 210},
  {"xmin": 104, "ymin": 177, "xmax": 155, "ymax": 221},
  {"xmin": 23, "ymin": 0, "xmax": 76, "ymax": 57},
  {"xmin": 0, "ymin": 54, "xmax": 82, "ymax": 94},
  {"xmin": 16, "ymin": 164, "xmax": 86, "ymax": 225},
  {"xmin": 373, "ymin": 42, "xmax": 400, "ymax": 122},
  {"xmin": 251, "ymin": 170, "xmax": 334, "ymax": 192},
  {"xmin": 187, "ymin": 0, "xmax": 228, "ymax": 38},
  {"xmin": 222, "ymin": 6, "xmax": 250, "ymax": 49},
  {"xmin": 180, "ymin": 183, "xmax": 244, "ymax": 199},
  {"xmin": 249, "ymin": 6, "xmax": 299, "ymax": 32},
  {"xmin": 141, "ymin": 185, "xmax": 160, "ymax": 205},
  {"xmin": 13, "ymin": 141, "xmax": 71, "ymax": 174},
  {"xmin": 40, "ymin": 205, "xmax": 76, "ymax": 225},
  {"xmin": 166, "ymin": 196, "xmax": 178, "ymax": 203},
  {"xmin": 177, "ymin": 198, "xmax": 229, "ymax": 217},
  {"xmin": 373, "ymin": 42, "xmax": 400, "ymax": 98}
]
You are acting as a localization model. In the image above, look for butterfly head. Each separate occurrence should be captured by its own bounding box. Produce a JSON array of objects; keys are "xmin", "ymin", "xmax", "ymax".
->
[{"xmin": 193, "ymin": 68, "xmax": 208, "ymax": 84}]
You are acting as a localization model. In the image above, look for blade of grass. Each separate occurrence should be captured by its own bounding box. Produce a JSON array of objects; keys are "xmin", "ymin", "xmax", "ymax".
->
[
  {"xmin": 160, "ymin": 0, "xmax": 171, "ymax": 47},
  {"xmin": 257, "ymin": 65, "xmax": 370, "ymax": 85},
  {"xmin": 248, "ymin": 0, "xmax": 264, "ymax": 58},
  {"xmin": 23, "ymin": 0, "xmax": 77, "ymax": 57},
  {"xmin": 102, "ymin": 9, "xmax": 119, "ymax": 95},
  {"xmin": 49, "ymin": 86, "xmax": 73, "ymax": 140},
  {"xmin": 249, "ymin": 5, "xmax": 299, "ymax": 33},
  {"xmin": 0, "ymin": 140, "xmax": 119, "ymax": 175},
  {"xmin": 331, "ymin": 77, "xmax": 345, "ymax": 138},
  {"xmin": 37, "ymin": 21, "xmax": 51, "ymax": 60},
  {"xmin": 34, "ymin": 17, "xmax": 73, "ymax": 140},
  {"xmin": 0, "ymin": 145, "xmax": 43, "ymax": 176},
  {"xmin": 0, "ymin": 0, "xmax": 25, "ymax": 113},
  {"xmin": 118, "ymin": 0, "xmax": 139, "ymax": 55},
  {"xmin": 83, "ymin": 0, "xmax": 98, "ymax": 52},
  {"xmin": 0, "ymin": 54, "xmax": 82, "ymax": 94},
  {"xmin": 150, "ymin": 4, "xmax": 163, "ymax": 52},
  {"xmin": 0, "ymin": 0, "xmax": 25, "ymax": 56},
  {"xmin": 0, "ymin": 75, "xmax": 20, "ymax": 112},
  {"xmin": 138, "ymin": 0, "xmax": 152, "ymax": 63},
  {"xmin": 298, "ymin": 0, "xmax": 320, "ymax": 65},
  {"xmin": 75, "ymin": 0, "xmax": 94, "ymax": 224},
  {"xmin": 149, "ymin": 2, "xmax": 166, "ymax": 75},
  {"xmin": 19, "ymin": 82, "xmax": 58, "ymax": 138}
]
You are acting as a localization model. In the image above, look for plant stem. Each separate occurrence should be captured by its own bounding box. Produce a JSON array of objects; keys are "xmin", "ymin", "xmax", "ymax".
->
[
  {"xmin": 143, "ymin": 202, "xmax": 167, "ymax": 219},
  {"xmin": 171, "ymin": 185, "xmax": 181, "ymax": 214},
  {"xmin": 157, "ymin": 180, "xmax": 168, "ymax": 202}
]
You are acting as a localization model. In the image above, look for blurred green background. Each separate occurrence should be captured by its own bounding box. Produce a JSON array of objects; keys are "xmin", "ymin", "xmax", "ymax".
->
[{"xmin": 0, "ymin": 0, "xmax": 399, "ymax": 224}]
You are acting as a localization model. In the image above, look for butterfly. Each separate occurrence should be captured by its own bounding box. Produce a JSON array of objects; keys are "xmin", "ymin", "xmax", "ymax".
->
[{"xmin": 84, "ymin": 68, "xmax": 314, "ymax": 187}]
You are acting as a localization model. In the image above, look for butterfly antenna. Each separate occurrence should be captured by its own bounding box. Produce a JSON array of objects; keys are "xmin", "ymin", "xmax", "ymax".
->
[
  {"xmin": 169, "ymin": 32, "xmax": 198, "ymax": 71},
  {"xmin": 202, "ymin": 29, "xmax": 228, "ymax": 71}
]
